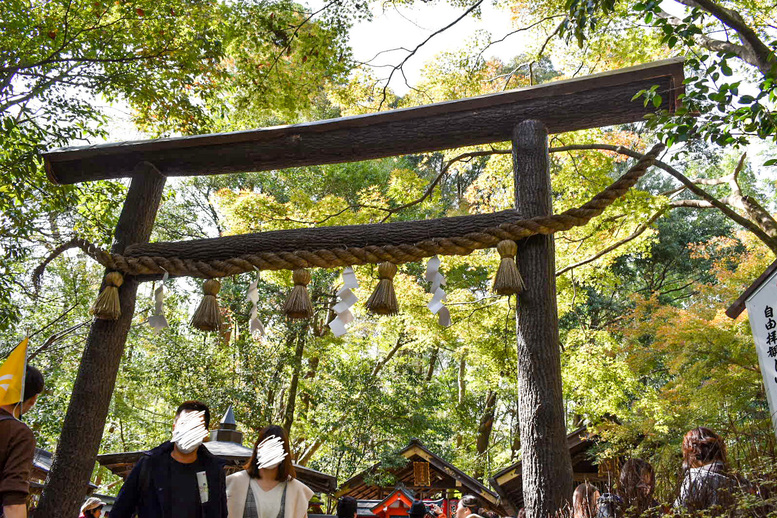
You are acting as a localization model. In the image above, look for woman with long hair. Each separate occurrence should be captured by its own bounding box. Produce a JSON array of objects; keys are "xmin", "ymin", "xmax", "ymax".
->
[
  {"xmin": 572, "ymin": 482, "xmax": 600, "ymax": 518},
  {"xmin": 226, "ymin": 425, "xmax": 313, "ymax": 518},
  {"xmin": 674, "ymin": 427, "xmax": 740, "ymax": 512},
  {"xmin": 619, "ymin": 458, "xmax": 658, "ymax": 515}
]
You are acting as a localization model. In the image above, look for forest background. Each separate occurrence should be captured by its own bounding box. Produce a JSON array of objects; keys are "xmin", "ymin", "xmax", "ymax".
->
[{"xmin": 1, "ymin": 0, "xmax": 776, "ymax": 503}]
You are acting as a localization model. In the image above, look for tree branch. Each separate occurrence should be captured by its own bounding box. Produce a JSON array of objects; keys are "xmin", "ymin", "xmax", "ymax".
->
[
  {"xmin": 477, "ymin": 15, "xmax": 564, "ymax": 63},
  {"xmin": 654, "ymin": 8, "xmax": 752, "ymax": 65},
  {"xmin": 556, "ymin": 208, "xmax": 666, "ymax": 276},
  {"xmin": 548, "ymin": 144, "xmax": 777, "ymax": 253},
  {"xmin": 259, "ymin": 0, "xmax": 340, "ymax": 91},
  {"xmin": 28, "ymin": 321, "xmax": 91, "ymax": 361},
  {"xmin": 536, "ymin": 19, "xmax": 566, "ymax": 62},
  {"xmin": 670, "ymin": 199, "xmax": 715, "ymax": 208},
  {"xmin": 672, "ymin": 0, "xmax": 775, "ymax": 75},
  {"xmin": 371, "ymin": 333, "xmax": 408, "ymax": 377},
  {"xmin": 727, "ymin": 152, "xmax": 747, "ymax": 199},
  {"xmin": 27, "ymin": 303, "xmax": 79, "ymax": 340},
  {"xmin": 381, "ymin": 148, "xmax": 509, "ymax": 222},
  {"xmin": 378, "ymin": 0, "xmax": 483, "ymax": 109}
]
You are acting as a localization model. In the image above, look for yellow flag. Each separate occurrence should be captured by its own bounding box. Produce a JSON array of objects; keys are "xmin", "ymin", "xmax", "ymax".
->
[{"xmin": 0, "ymin": 338, "xmax": 28, "ymax": 405}]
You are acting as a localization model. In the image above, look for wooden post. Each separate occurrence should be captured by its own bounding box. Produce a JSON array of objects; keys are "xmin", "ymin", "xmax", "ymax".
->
[
  {"xmin": 35, "ymin": 163, "xmax": 166, "ymax": 517},
  {"xmin": 512, "ymin": 120, "xmax": 573, "ymax": 518}
]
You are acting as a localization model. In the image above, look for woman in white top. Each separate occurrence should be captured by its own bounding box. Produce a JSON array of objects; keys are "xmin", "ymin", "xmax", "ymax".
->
[{"xmin": 226, "ymin": 425, "xmax": 313, "ymax": 518}]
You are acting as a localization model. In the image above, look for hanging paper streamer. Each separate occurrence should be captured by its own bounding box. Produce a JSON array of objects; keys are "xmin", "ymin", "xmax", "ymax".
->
[
  {"xmin": 148, "ymin": 271, "xmax": 169, "ymax": 333},
  {"xmin": 329, "ymin": 267, "xmax": 359, "ymax": 337},
  {"xmin": 246, "ymin": 272, "xmax": 266, "ymax": 339},
  {"xmin": 425, "ymin": 256, "xmax": 452, "ymax": 327}
]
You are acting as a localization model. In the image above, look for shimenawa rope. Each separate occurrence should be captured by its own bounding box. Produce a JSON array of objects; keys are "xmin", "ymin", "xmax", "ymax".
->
[{"xmin": 33, "ymin": 144, "xmax": 664, "ymax": 282}]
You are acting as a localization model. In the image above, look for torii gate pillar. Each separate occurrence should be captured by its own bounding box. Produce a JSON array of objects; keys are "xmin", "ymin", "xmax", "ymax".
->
[
  {"xmin": 36, "ymin": 163, "xmax": 166, "ymax": 517},
  {"xmin": 512, "ymin": 120, "xmax": 574, "ymax": 518}
]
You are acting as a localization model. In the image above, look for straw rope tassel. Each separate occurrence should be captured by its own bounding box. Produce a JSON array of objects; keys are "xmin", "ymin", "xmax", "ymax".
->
[
  {"xmin": 366, "ymin": 262, "xmax": 399, "ymax": 315},
  {"xmin": 284, "ymin": 269, "xmax": 313, "ymax": 319},
  {"xmin": 91, "ymin": 271, "xmax": 124, "ymax": 320},
  {"xmin": 492, "ymin": 240, "xmax": 525, "ymax": 295},
  {"xmin": 191, "ymin": 279, "xmax": 223, "ymax": 331}
]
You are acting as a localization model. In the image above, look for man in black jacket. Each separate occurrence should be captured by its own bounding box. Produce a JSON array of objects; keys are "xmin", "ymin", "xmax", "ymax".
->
[{"xmin": 110, "ymin": 401, "xmax": 228, "ymax": 518}]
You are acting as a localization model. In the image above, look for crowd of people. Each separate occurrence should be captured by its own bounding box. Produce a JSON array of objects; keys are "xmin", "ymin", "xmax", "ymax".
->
[
  {"xmin": 339, "ymin": 432, "xmax": 753, "ymax": 518},
  {"xmin": 572, "ymin": 427, "xmax": 751, "ymax": 518},
  {"xmin": 0, "ymin": 365, "xmax": 760, "ymax": 518}
]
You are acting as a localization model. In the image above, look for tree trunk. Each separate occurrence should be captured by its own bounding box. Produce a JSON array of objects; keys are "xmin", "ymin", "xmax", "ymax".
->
[
  {"xmin": 300, "ymin": 356, "xmax": 319, "ymax": 418},
  {"xmin": 297, "ymin": 438, "xmax": 323, "ymax": 466},
  {"xmin": 282, "ymin": 327, "xmax": 306, "ymax": 435},
  {"xmin": 474, "ymin": 390, "xmax": 497, "ymax": 481},
  {"xmin": 510, "ymin": 401, "xmax": 521, "ymax": 460},
  {"xmin": 425, "ymin": 347, "xmax": 438, "ymax": 381},
  {"xmin": 737, "ymin": 195, "xmax": 777, "ymax": 240},
  {"xmin": 457, "ymin": 353, "xmax": 467, "ymax": 408},
  {"xmin": 371, "ymin": 333, "xmax": 406, "ymax": 377},
  {"xmin": 476, "ymin": 391, "xmax": 497, "ymax": 454},
  {"xmin": 36, "ymin": 163, "xmax": 166, "ymax": 517},
  {"xmin": 512, "ymin": 121, "xmax": 573, "ymax": 518}
]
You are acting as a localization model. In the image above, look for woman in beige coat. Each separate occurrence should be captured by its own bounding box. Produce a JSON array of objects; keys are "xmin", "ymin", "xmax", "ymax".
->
[{"xmin": 227, "ymin": 425, "xmax": 313, "ymax": 518}]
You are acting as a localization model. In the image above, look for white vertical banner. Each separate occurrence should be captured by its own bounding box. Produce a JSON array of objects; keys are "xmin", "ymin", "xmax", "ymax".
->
[{"xmin": 744, "ymin": 271, "xmax": 777, "ymax": 438}]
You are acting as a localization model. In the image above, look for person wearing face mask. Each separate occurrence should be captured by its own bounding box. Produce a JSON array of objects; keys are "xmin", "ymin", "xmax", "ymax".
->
[
  {"xmin": 226, "ymin": 425, "xmax": 312, "ymax": 518},
  {"xmin": 110, "ymin": 401, "xmax": 228, "ymax": 518}
]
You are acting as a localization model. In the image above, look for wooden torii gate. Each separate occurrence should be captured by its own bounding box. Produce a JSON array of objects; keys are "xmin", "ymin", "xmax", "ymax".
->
[{"xmin": 35, "ymin": 58, "xmax": 684, "ymax": 518}]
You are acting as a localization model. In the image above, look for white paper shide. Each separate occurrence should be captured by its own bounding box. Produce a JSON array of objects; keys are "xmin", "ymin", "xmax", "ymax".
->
[
  {"xmin": 329, "ymin": 267, "xmax": 359, "ymax": 337},
  {"xmin": 246, "ymin": 271, "xmax": 266, "ymax": 339},
  {"xmin": 148, "ymin": 272, "xmax": 169, "ymax": 333},
  {"xmin": 425, "ymin": 256, "xmax": 451, "ymax": 327}
]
